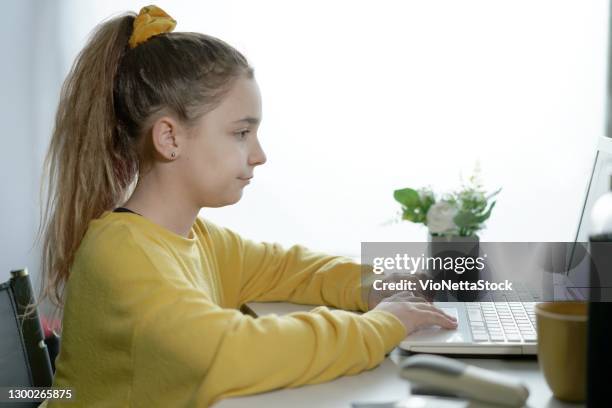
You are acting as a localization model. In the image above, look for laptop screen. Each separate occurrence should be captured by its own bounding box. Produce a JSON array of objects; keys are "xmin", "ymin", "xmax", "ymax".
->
[{"xmin": 565, "ymin": 137, "xmax": 612, "ymax": 300}]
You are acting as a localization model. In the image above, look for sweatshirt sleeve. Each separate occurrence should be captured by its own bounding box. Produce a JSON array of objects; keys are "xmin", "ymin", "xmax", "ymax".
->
[
  {"xmin": 127, "ymin": 247, "xmax": 407, "ymax": 406},
  {"xmin": 205, "ymin": 221, "xmax": 371, "ymax": 311}
]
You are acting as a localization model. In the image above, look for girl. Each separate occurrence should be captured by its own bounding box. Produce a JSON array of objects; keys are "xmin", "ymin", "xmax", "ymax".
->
[{"xmin": 38, "ymin": 5, "xmax": 457, "ymax": 407}]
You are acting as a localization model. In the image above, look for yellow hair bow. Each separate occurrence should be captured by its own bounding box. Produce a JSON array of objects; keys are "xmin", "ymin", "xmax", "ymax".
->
[{"xmin": 128, "ymin": 5, "xmax": 177, "ymax": 49}]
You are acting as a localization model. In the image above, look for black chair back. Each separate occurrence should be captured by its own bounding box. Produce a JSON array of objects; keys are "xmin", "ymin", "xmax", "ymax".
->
[{"xmin": 0, "ymin": 269, "xmax": 54, "ymax": 407}]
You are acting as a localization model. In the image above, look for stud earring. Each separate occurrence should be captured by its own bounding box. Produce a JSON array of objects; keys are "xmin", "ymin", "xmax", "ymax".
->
[{"xmin": 171, "ymin": 152, "xmax": 176, "ymax": 158}]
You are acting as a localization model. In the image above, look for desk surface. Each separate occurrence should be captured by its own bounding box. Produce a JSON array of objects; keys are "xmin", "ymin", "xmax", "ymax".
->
[{"xmin": 215, "ymin": 303, "xmax": 584, "ymax": 408}]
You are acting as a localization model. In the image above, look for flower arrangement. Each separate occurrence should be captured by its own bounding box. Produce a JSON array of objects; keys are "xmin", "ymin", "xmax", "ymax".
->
[{"xmin": 393, "ymin": 166, "xmax": 501, "ymax": 237}]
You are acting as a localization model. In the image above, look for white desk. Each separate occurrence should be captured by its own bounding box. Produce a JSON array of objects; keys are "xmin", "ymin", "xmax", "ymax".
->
[{"xmin": 215, "ymin": 303, "xmax": 584, "ymax": 408}]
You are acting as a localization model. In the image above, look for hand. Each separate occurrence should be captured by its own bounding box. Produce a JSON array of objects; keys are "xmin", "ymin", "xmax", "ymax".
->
[
  {"xmin": 373, "ymin": 291, "xmax": 457, "ymax": 335},
  {"xmin": 367, "ymin": 271, "xmax": 435, "ymax": 310}
]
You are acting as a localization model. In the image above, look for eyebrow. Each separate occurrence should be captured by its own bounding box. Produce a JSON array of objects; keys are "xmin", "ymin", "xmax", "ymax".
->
[{"xmin": 232, "ymin": 116, "xmax": 261, "ymax": 125}]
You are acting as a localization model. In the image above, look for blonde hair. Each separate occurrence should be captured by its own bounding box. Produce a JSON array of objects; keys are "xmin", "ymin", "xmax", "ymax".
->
[{"xmin": 31, "ymin": 10, "xmax": 254, "ymax": 324}]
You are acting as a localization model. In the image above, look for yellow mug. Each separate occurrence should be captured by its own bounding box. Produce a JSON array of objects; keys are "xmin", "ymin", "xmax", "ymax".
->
[{"xmin": 535, "ymin": 302, "xmax": 588, "ymax": 402}]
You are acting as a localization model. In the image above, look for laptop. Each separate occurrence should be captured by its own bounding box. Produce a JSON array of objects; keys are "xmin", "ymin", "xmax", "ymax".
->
[{"xmin": 398, "ymin": 136, "xmax": 612, "ymax": 356}]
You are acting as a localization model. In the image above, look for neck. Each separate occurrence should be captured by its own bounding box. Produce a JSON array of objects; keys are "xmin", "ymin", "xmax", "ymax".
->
[{"xmin": 122, "ymin": 171, "xmax": 198, "ymax": 238}]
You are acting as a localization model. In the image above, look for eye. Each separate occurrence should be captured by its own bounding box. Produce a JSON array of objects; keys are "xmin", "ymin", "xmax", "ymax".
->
[{"xmin": 235, "ymin": 129, "xmax": 250, "ymax": 139}]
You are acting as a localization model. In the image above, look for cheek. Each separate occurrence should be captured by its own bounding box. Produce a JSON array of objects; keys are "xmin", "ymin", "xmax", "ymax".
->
[
  {"xmin": 187, "ymin": 141, "xmax": 223, "ymax": 173},
  {"xmin": 184, "ymin": 151, "xmax": 236, "ymax": 191},
  {"xmin": 181, "ymin": 138, "xmax": 246, "ymax": 195},
  {"xmin": 205, "ymin": 144, "xmax": 247, "ymax": 174}
]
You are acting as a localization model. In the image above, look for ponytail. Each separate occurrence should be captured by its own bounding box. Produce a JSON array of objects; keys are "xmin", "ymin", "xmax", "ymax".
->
[{"xmin": 34, "ymin": 12, "xmax": 137, "ymax": 323}]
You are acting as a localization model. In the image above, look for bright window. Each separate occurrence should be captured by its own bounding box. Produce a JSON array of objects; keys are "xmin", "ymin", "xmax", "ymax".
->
[{"xmin": 62, "ymin": 1, "xmax": 609, "ymax": 256}]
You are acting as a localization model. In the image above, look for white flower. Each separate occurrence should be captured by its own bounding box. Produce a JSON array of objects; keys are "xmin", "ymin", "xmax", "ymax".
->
[{"xmin": 426, "ymin": 201, "xmax": 459, "ymax": 235}]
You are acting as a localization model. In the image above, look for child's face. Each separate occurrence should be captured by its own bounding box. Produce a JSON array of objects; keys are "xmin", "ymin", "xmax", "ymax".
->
[{"xmin": 180, "ymin": 76, "xmax": 266, "ymax": 207}]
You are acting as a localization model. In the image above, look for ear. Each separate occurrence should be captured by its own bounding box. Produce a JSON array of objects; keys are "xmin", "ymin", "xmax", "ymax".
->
[{"xmin": 150, "ymin": 116, "xmax": 182, "ymax": 161}]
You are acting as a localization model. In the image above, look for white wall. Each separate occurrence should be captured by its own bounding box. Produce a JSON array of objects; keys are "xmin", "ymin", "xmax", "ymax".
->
[
  {"xmin": 202, "ymin": 0, "xmax": 609, "ymax": 251},
  {"xmin": 1, "ymin": 1, "xmax": 39, "ymax": 284},
  {"xmin": 3, "ymin": 1, "xmax": 609, "ymax": 296},
  {"xmin": 1, "ymin": 1, "xmax": 66, "ymax": 299}
]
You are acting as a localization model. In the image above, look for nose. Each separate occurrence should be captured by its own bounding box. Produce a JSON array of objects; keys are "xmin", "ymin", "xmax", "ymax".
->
[{"xmin": 249, "ymin": 137, "xmax": 267, "ymax": 167}]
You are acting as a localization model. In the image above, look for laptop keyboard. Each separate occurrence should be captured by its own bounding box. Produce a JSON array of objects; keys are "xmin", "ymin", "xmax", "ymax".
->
[
  {"xmin": 477, "ymin": 281, "xmax": 541, "ymax": 303},
  {"xmin": 466, "ymin": 302, "xmax": 537, "ymax": 343}
]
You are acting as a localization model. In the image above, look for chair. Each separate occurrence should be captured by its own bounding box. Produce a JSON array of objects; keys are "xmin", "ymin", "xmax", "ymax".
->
[{"xmin": 0, "ymin": 268, "xmax": 54, "ymax": 407}]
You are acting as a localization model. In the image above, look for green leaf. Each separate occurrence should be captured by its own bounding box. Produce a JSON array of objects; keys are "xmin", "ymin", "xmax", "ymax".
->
[
  {"xmin": 401, "ymin": 210, "xmax": 420, "ymax": 222},
  {"xmin": 419, "ymin": 190, "xmax": 435, "ymax": 214},
  {"xmin": 393, "ymin": 188, "xmax": 420, "ymax": 208},
  {"xmin": 485, "ymin": 188, "xmax": 502, "ymax": 201},
  {"xmin": 453, "ymin": 211, "xmax": 480, "ymax": 228},
  {"xmin": 475, "ymin": 201, "xmax": 496, "ymax": 223}
]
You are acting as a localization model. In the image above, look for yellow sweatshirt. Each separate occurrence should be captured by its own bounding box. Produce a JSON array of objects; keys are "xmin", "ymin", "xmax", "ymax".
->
[{"xmin": 44, "ymin": 211, "xmax": 406, "ymax": 407}]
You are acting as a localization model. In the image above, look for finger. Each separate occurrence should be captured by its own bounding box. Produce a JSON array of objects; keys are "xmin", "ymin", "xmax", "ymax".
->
[
  {"xmin": 392, "ymin": 292, "xmax": 429, "ymax": 302},
  {"xmin": 415, "ymin": 303, "xmax": 458, "ymax": 321},
  {"xmin": 382, "ymin": 291, "xmax": 414, "ymax": 300},
  {"xmin": 407, "ymin": 297, "xmax": 429, "ymax": 303},
  {"xmin": 416, "ymin": 303, "xmax": 456, "ymax": 319},
  {"xmin": 385, "ymin": 292, "xmax": 429, "ymax": 303},
  {"xmin": 421, "ymin": 310, "xmax": 458, "ymax": 329}
]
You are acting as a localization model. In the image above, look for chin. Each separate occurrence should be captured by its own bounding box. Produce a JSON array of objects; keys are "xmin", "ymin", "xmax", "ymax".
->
[
  {"xmin": 231, "ymin": 190, "xmax": 244, "ymax": 204},
  {"xmin": 202, "ymin": 192, "xmax": 243, "ymax": 208}
]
